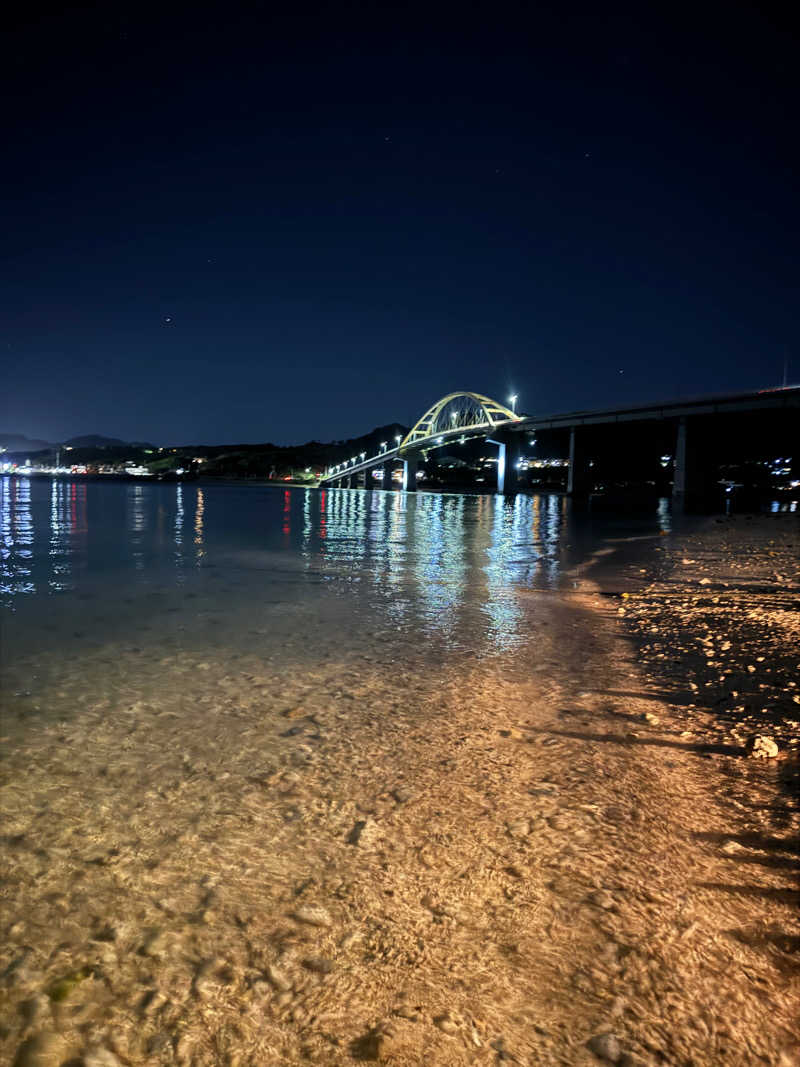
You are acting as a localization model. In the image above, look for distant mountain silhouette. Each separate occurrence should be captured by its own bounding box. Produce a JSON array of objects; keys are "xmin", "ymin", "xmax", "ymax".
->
[
  {"xmin": 64, "ymin": 434, "xmax": 132, "ymax": 448},
  {"xmin": 1, "ymin": 432, "xmax": 161, "ymax": 454},
  {"xmin": 0, "ymin": 432, "xmax": 54, "ymax": 452}
]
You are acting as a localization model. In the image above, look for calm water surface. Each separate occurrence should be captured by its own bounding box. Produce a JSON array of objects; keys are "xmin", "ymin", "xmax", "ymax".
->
[{"xmin": 1, "ymin": 478, "xmax": 670, "ymax": 728}]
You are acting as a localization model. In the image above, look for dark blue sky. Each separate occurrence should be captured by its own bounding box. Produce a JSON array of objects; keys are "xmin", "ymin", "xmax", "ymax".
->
[{"xmin": 4, "ymin": 3, "xmax": 797, "ymax": 444}]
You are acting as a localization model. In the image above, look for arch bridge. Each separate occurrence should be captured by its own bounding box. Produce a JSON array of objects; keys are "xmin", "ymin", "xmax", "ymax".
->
[
  {"xmin": 319, "ymin": 391, "xmax": 523, "ymax": 492},
  {"xmin": 318, "ymin": 385, "xmax": 800, "ymax": 508}
]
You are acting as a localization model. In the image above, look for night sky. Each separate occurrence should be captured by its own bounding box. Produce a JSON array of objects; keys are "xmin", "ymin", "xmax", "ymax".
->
[{"xmin": 4, "ymin": 4, "xmax": 797, "ymax": 445}]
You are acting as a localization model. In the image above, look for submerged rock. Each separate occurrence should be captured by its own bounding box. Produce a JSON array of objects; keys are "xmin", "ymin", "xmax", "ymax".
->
[
  {"xmin": 13, "ymin": 1031, "xmax": 69, "ymax": 1067},
  {"xmin": 265, "ymin": 963, "xmax": 292, "ymax": 992},
  {"xmin": 302, "ymin": 956, "xmax": 333, "ymax": 974},
  {"xmin": 588, "ymin": 889, "xmax": 616, "ymax": 910},
  {"xmin": 83, "ymin": 1048, "xmax": 122, "ymax": 1067},
  {"xmin": 19, "ymin": 994, "xmax": 50, "ymax": 1028},
  {"xmin": 140, "ymin": 928, "xmax": 170, "ymax": 959},
  {"xmin": 350, "ymin": 1023, "xmax": 397, "ymax": 1060}
]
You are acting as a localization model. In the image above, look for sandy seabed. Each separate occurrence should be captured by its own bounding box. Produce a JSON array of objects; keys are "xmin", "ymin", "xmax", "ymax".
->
[{"xmin": 1, "ymin": 517, "xmax": 798, "ymax": 1066}]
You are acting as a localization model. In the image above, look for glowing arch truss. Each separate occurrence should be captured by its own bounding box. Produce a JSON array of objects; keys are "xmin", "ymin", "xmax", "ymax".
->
[{"xmin": 399, "ymin": 391, "xmax": 521, "ymax": 452}]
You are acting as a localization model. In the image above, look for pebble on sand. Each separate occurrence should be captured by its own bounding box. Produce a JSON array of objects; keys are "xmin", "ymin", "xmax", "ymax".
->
[
  {"xmin": 744, "ymin": 735, "xmax": 779, "ymax": 759},
  {"xmin": 434, "ymin": 1011, "xmax": 460, "ymax": 1035},
  {"xmin": 506, "ymin": 818, "xmax": 531, "ymax": 838},
  {"xmin": 293, "ymin": 904, "xmax": 333, "ymax": 927},
  {"xmin": 586, "ymin": 1031, "xmax": 622, "ymax": 1062}
]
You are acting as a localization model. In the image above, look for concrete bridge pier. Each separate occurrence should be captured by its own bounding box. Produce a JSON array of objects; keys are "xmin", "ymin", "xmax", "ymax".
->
[
  {"xmin": 672, "ymin": 417, "xmax": 690, "ymax": 511},
  {"xmin": 496, "ymin": 437, "xmax": 522, "ymax": 494},
  {"xmin": 382, "ymin": 462, "xmax": 394, "ymax": 490},
  {"xmin": 672, "ymin": 416, "xmax": 719, "ymax": 513},
  {"xmin": 345, "ymin": 473, "xmax": 354, "ymax": 489},
  {"xmin": 567, "ymin": 427, "xmax": 592, "ymax": 497},
  {"xmin": 402, "ymin": 458, "xmax": 417, "ymax": 492}
]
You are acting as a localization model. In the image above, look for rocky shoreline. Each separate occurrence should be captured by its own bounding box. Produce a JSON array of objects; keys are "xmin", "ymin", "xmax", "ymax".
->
[{"xmin": 616, "ymin": 511, "xmax": 799, "ymax": 790}]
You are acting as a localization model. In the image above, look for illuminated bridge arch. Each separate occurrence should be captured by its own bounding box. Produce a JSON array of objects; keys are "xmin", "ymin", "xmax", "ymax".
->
[
  {"xmin": 319, "ymin": 389, "xmax": 522, "ymax": 486},
  {"xmin": 399, "ymin": 391, "xmax": 521, "ymax": 452}
]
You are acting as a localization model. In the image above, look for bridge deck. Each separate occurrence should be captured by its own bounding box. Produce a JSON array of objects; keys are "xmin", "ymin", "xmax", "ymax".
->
[{"xmin": 513, "ymin": 385, "xmax": 799, "ymax": 432}]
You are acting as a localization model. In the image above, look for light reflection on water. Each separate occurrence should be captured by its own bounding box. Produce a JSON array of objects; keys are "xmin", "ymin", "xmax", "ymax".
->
[{"xmin": 1, "ymin": 478, "xmax": 671, "ymax": 665}]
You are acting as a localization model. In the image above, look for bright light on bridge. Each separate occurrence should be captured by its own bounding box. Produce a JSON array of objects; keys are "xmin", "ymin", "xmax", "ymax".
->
[{"xmin": 509, "ymin": 394, "xmax": 518, "ymax": 413}]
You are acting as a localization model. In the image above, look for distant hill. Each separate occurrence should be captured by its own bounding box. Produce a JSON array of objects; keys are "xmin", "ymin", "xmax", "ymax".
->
[
  {"xmin": 0, "ymin": 432, "xmax": 53, "ymax": 452},
  {"xmin": 186, "ymin": 423, "xmax": 411, "ymax": 479},
  {"xmin": 64, "ymin": 434, "xmax": 159, "ymax": 449},
  {"xmin": 1, "ymin": 432, "xmax": 161, "ymax": 456}
]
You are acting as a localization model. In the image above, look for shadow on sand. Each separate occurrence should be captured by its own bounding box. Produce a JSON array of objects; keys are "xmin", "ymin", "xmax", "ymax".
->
[
  {"xmin": 524, "ymin": 721, "xmax": 743, "ymax": 758},
  {"xmin": 691, "ymin": 825, "xmax": 800, "ymax": 974},
  {"xmin": 527, "ymin": 718, "xmax": 800, "ymax": 975}
]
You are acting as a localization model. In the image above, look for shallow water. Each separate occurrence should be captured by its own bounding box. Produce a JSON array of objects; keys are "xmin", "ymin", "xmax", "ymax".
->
[
  {"xmin": 4, "ymin": 478, "xmax": 799, "ymax": 1067},
  {"xmin": 1, "ymin": 477, "xmax": 672, "ymax": 733}
]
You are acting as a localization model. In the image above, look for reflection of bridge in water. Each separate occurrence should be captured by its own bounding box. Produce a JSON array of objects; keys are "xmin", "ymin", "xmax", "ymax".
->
[
  {"xmin": 314, "ymin": 489, "xmax": 579, "ymax": 652},
  {"xmin": 319, "ymin": 386, "xmax": 800, "ymax": 511}
]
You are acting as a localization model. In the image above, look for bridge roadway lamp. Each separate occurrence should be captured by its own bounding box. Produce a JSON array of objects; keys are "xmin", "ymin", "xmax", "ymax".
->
[
  {"xmin": 395, "ymin": 434, "xmax": 402, "ymax": 445},
  {"xmin": 380, "ymin": 441, "xmax": 387, "ymax": 452},
  {"xmin": 509, "ymin": 394, "xmax": 518, "ymax": 413},
  {"xmin": 360, "ymin": 451, "xmax": 366, "ymax": 461}
]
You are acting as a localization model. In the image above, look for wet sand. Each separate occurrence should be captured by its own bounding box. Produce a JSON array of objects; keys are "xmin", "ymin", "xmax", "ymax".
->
[{"xmin": 1, "ymin": 516, "xmax": 799, "ymax": 1066}]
